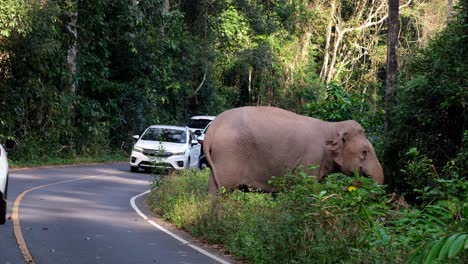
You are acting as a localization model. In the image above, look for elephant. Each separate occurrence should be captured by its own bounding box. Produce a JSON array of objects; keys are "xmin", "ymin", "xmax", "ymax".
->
[{"xmin": 204, "ymin": 106, "xmax": 384, "ymax": 193}]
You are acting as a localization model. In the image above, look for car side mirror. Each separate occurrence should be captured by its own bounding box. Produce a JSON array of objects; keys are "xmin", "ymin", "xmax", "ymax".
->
[
  {"xmin": 194, "ymin": 130, "xmax": 202, "ymax": 136},
  {"xmin": 4, "ymin": 139, "xmax": 16, "ymax": 151},
  {"xmin": 190, "ymin": 139, "xmax": 199, "ymax": 146},
  {"xmin": 133, "ymin": 135, "xmax": 140, "ymax": 140}
]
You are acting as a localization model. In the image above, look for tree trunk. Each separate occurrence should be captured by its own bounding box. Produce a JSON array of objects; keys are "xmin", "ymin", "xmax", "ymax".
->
[
  {"xmin": 65, "ymin": 1, "xmax": 78, "ymax": 125},
  {"xmin": 326, "ymin": 28, "xmax": 343, "ymax": 84},
  {"xmin": 160, "ymin": 0, "xmax": 170, "ymax": 35},
  {"xmin": 193, "ymin": 69, "xmax": 207, "ymax": 105},
  {"xmin": 163, "ymin": 0, "xmax": 170, "ymax": 12},
  {"xmin": 65, "ymin": 7, "xmax": 78, "ymax": 96},
  {"xmin": 320, "ymin": 0, "xmax": 336, "ymax": 81},
  {"xmin": 447, "ymin": 0, "xmax": 453, "ymax": 20},
  {"xmin": 248, "ymin": 66, "xmax": 253, "ymax": 103},
  {"xmin": 385, "ymin": 0, "xmax": 399, "ymax": 133}
]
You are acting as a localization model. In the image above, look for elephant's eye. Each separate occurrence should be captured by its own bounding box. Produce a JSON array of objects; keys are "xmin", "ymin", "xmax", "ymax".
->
[{"xmin": 360, "ymin": 150, "xmax": 368, "ymax": 159}]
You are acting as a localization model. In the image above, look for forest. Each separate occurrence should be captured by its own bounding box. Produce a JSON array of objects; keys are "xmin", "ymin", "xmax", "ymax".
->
[{"xmin": 0, "ymin": 0, "xmax": 467, "ymax": 262}]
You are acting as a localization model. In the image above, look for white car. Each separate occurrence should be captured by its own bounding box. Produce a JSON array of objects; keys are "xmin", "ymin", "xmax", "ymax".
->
[
  {"xmin": 1, "ymin": 139, "xmax": 16, "ymax": 224},
  {"xmin": 186, "ymin": 115, "xmax": 215, "ymax": 136},
  {"xmin": 130, "ymin": 126, "xmax": 201, "ymax": 172}
]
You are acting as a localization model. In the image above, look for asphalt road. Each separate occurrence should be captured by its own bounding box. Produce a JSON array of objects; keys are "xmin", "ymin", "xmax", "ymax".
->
[{"xmin": 0, "ymin": 163, "xmax": 231, "ymax": 264}]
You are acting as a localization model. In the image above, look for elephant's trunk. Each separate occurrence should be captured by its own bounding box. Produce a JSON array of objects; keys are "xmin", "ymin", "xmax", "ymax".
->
[{"xmin": 363, "ymin": 156, "xmax": 384, "ymax": 185}]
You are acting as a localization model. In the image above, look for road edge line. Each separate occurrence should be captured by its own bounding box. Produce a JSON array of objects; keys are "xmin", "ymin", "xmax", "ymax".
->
[
  {"xmin": 12, "ymin": 176, "xmax": 97, "ymax": 264},
  {"xmin": 13, "ymin": 191, "xmax": 35, "ymax": 264},
  {"xmin": 130, "ymin": 190, "xmax": 231, "ymax": 264}
]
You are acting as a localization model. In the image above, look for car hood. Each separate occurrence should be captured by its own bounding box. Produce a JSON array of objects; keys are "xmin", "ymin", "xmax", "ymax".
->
[{"xmin": 135, "ymin": 140, "xmax": 187, "ymax": 153}]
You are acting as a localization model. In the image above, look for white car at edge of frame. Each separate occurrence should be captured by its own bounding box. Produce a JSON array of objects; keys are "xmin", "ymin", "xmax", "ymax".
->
[
  {"xmin": 129, "ymin": 125, "xmax": 201, "ymax": 172},
  {"xmin": 1, "ymin": 139, "xmax": 16, "ymax": 225}
]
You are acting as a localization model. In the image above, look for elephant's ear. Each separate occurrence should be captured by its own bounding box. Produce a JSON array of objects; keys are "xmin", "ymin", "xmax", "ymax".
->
[{"xmin": 325, "ymin": 129, "xmax": 349, "ymax": 168}]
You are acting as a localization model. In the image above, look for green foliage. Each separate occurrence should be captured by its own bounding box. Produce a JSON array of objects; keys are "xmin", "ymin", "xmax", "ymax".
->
[
  {"xmin": 409, "ymin": 233, "xmax": 468, "ymax": 264},
  {"xmin": 389, "ymin": 169, "xmax": 468, "ymax": 263},
  {"xmin": 9, "ymin": 151, "xmax": 127, "ymax": 168},
  {"xmin": 0, "ymin": 1, "xmax": 403, "ymax": 159},
  {"xmin": 1, "ymin": 0, "xmax": 225, "ymax": 162},
  {"xmin": 398, "ymin": 148, "xmax": 438, "ymax": 201},
  {"xmin": 149, "ymin": 169, "xmax": 389, "ymax": 262},
  {"xmin": 302, "ymin": 83, "xmax": 354, "ymax": 121},
  {"xmin": 148, "ymin": 167, "xmax": 468, "ymax": 263},
  {"xmin": 300, "ymin": 83, "xmax": 384, "ymax": 155},
  {"xmin": 384, "ymin": 2, "xmax": 467, "ymax": 199},
  {"xmin": 0, "ymin": 0, "xmax": 31, "ymax": 38},
  {"xmin": 301, "ymin": 83, "xmax": 384, "ymax": 127},
  {"xmin": 148, "ymin": 169, "xmax": 211, "ymax": 228},
  {"xmin": 390, "ymin": 133, "xmax": 468, "ymax": 203},
  {"xmin": 0, "ymin": 0, "xmax": 460, "ymax": 262},
  {"xmin": 216, "ymin": 5, "xmax": 251, "ymax": 52},
  {"xmin": 0, "ymin": 1, "xmax": 462, "ymax": 220}
]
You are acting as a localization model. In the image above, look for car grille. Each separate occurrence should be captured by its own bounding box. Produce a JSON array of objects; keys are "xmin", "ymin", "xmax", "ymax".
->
[
  {"xmin": 142, "ymin": 149, "xmax": 173, "ymax": 157},
  {"xmin": 139, "ymin": 161, "xmax": 174, "ymax": 169}
]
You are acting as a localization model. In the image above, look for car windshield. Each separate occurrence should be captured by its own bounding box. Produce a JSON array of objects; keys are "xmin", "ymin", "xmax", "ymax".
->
[
  {"xmin": 141, "ymin": 128, "xmax": 186, "ymax": 143},
  {"xmin": 187, "ymin": 119, "xmax": 212, "ymax": 129}
]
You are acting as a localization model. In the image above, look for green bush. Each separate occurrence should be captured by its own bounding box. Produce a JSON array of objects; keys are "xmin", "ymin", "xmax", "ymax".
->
[
  {"xmin": 148, "ymin": 169, "xmax": 211, "ymax": 228},
  {"xmin": 384, "ymin": 2, "xmax": 467, "ymax": 198},
  {"xmin": 148, "ymin": 167, "xmax": 467, "ymax": 263}
]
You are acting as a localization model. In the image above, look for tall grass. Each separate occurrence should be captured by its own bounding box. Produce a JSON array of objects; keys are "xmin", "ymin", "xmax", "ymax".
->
[
  {"xmin": 9, "ymin": 150, "xmax": 128, "ymax": 168},
  {"xmin": 147, "ymin": 169, "xmax": 467, "ymax": 263}
]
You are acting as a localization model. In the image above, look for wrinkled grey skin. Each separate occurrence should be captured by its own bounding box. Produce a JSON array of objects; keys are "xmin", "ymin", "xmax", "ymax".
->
[{"xmin": 204, "ymin": 106, "xmax": 384, "ymax": 193}]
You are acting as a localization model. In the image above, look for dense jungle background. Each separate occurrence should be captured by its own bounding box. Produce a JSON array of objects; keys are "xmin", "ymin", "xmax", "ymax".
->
[
  {"xmin": 1, "ymin": 0, "xmax": 467, "ymax": 221},
  {"xmin": 1, "ymin": 0, "xmax": 467, "ymax": 262}
]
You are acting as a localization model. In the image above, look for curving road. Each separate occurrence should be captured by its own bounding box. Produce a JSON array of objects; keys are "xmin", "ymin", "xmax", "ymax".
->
[{"xmin": 0, "ymin": 163, "xmax": 231, "ymax": 264}]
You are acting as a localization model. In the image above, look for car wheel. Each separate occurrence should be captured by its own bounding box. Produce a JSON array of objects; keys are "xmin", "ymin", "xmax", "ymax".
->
[
  {"xmin": 199, "ymin": 156, "xmax": 208, "ymax": 170},
  {"xmin": 4, "ymin": 174, "xmax": 8, "ymax": 199},
  {"xmin": 199, "ymin": 160, "xmax": 207, "ymax": 170},
  {"xmin": 130, "ymin": 166, "xmax": 139, "ymax": 173},
  {"xmin": 0, "ymin": 197, "xmax": 6, "ymax": 225}
]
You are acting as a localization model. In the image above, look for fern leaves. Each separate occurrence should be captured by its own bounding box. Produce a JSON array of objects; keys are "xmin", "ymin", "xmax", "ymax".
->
[{"xmin": 409, "ymin": 232, "xmax": 468, "ymax": 263}]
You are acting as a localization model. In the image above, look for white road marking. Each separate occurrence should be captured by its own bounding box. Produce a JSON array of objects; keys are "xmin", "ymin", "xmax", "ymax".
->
[{"xmin": 130, "ymin": 190, "xmax": 231, "ymax": 264}]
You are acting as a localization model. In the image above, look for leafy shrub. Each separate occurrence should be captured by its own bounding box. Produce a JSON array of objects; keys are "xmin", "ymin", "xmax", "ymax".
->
[
  {"xmin": 148, "ymin": 166, "xmax": 468, "ymax": 263},
  {"xmin": 301, "ymin": 83, "xmax": 384, "ymax": 130},
  {"xmin": 389, "ymin": 170, "xmax": 468, "ymax": 264},
  {"xmin": 398, "ymin": 148, "xmax": 438, "ymax": 202},
  {"xmin": 148, "ymin": 169, "xmax": 413, "ymax": 263},
  {"xmin": 409, "ymin": 232, "xmax": 468, "ymax": 264},
  {"xmin": 147, "ymin": 169, "xmax": 211, "ymax": 228}
]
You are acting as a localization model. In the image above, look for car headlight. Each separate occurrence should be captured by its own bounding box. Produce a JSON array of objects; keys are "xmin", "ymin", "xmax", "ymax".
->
[
  {"xmin": 172, "ymin": 151, "xmax": 186, "ymax": 156},
  {"xmin": 133, "ymin": 146, "xmax": 144, "ymax": 153}
]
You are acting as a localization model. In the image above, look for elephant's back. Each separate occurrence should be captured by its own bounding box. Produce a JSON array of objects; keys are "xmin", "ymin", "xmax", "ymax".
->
[
  {"xmin": 208, "ymin": 106, "xmax": 325, "ymax": 148},
  {"xmin": 206, "ymin": 107, "xmax": 326, "ymax": 181},
  {"xmin": 215, "ymin": 106, "xmax": 318, "ymax": 127}
]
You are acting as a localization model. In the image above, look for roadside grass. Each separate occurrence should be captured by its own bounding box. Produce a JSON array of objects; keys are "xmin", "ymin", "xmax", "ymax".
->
[
  {"xmin": 9, "ymin": 150, "xmax": 128, "ymax": 168},
  {"xmin": 147, "ymin": 169, "xmax": 467, "ymax": 263}
]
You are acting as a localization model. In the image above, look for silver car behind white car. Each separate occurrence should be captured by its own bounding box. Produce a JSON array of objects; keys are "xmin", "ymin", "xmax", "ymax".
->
[
  {"xmin": 130, "ymin": 126, "xmax": 200, "ymax": 172},
  {"xmin": 1, "ymin": 139, "xmax": 16, "ymax": 224},
  {"xmin": 186, "ymin": 115, "xmax": 215, "ymax": 136}
]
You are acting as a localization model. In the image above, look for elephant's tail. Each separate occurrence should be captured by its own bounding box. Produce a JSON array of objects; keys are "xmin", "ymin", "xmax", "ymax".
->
[{"xmin": 204, "ymin": 132, "xmax": 221, "ymax": 191}]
